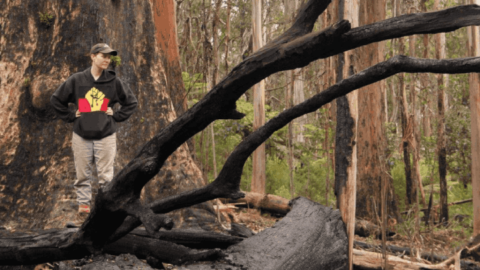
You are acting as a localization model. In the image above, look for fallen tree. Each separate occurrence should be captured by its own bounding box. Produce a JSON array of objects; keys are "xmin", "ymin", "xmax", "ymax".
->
[
  {"xmin": 3, "ymin": 0, "xmax": 480, "ymax": 268},
  {"xmin": 227, "ymin": 192, "xmax": 397, "ymax": 238},
  {"xmin": 222, "ymin": 191, "xmax": 291, "ymax": 215},
  {"xmin": 354, "ymin": 241, "xmax": 480, "ymax": 269}
]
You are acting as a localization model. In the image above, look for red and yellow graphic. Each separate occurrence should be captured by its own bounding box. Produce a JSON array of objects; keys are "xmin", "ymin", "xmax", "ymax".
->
[{"xmin": 78, "ymin": 87, "xmax": 109, "ymax": 113}]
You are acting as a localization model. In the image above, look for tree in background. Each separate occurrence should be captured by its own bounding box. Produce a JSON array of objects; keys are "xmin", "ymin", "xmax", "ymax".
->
[
  {"xmin": 251, "ymin": 0, "xmax": 266, "ymax": 194},
  {"xmin": 434, "ymin": 0, "xmax": 449, "ymax": 225},
  {"xmin": 468, "ymin": 0, "xmax": 480, "ymax": 236}
]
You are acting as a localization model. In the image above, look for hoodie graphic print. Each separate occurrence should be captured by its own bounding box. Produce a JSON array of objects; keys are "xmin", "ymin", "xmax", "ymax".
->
[
  {"xmin": 79, "ymin": 87, "xmax": 109, "ymax": 113},
  {"xmin": 50, "ymin": 67, "xmax": 138, "ymax": 140}
]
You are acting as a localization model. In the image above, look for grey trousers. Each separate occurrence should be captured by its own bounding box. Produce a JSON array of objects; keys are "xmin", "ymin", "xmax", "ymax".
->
[{"xmin": 72, "ymin": 132, "xmax": 116, "ymax": 205}]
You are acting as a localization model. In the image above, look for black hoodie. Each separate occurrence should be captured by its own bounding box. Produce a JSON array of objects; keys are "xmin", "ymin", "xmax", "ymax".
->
[{"xmin": 50, "ymin": 67, "xmax": 138, "ymax": 140}]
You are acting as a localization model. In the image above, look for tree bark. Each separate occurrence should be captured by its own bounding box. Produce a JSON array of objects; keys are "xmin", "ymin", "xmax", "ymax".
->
[
  {"xmin": 251, "ymin": 0, "xmax": 266, "ymax": 194},
  {"xmin": 469, "ymin": 0, "xmax": 480, "ymax": 237},
  {"xmin": 179, "ymin": 197, "xmax": 348, "ymax": 270},
  {"xmin": 334, "ymin": 2, "xmax": 359, "ymax": 269},
  {"xmin": 395, "ymin": 1, "xmax": 416, "ymax": 209},
  {"xmin": 434, "ymin": 0, "xmax": 449, "ymax": 226},
  {"xmin": 356, "ymin": 0, "xmax": 396, "ymax": 222}
]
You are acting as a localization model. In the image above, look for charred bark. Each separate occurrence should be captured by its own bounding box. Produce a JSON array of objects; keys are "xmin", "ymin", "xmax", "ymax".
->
[
  {"xmin": 179, "ymin": 197, "xmax": 348, "ymax": 270},
  {"xmin": 0, "ymin": 228, "xmax": 239, "ymax": 265}
]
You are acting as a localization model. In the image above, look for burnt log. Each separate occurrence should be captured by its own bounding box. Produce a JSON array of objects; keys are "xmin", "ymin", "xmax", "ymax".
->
[
  {"xmin": 0, "ymin": 228, "xmax": 228, "ymax": 266},
  {"xmin": 178, "ymin": 197, "xmax": 348, "ymax": 270},
  {"xmin": 355, "ymin": 241, "xmax": 480, "ymax": 269},
  {"xmin": 355, "ymin": 220, "xmax": 396, "ymax": 239},
  {"xmin": 353, "ymin": 248, "xmax": 480, "ymax": 270},
  {"xmin": 222, "ymin": 191, "xmax": 291, "ymax": 215}
]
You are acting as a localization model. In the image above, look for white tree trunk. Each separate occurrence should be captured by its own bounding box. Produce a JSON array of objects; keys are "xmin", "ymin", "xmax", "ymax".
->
[{"xmin": 251, "ymin": 0, "xmax": 266, "ymax": 194}]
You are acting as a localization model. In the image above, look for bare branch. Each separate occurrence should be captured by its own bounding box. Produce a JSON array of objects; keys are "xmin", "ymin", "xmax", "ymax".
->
[{"xmin": 110, "ymin": 55, "xmax": 480, "ymax": 243}]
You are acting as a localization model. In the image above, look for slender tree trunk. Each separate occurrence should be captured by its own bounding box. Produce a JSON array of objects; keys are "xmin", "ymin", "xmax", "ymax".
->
[
  {"xmin": 251, "ymin": 0, "xmax": 266, "ymax": 194},
  {"xmin": 293, "ymin": 68, "xmax": 306, "ymax": 143},
  {"xmin": 284, "ymin": 0, "xmax": 299, "ymax": 199},
  {"xmin": 420, "ymin": 1, "xmax": 432, "ymax": 139},
  {"xmin": 224, "ymin": 0, "xmax": 231, "ymax": 74},
  {"xmin": 325, "ymin": 107, "xmax": 331, "ymax": 207},
  {"xmin": 434, "ymin": 0, "xmax": 448, "ymax": 225},
  {"xmin": 408, "ymin": 9, "xmax": 421, "ymax": 254},
  {"xmin": 395, "ymin": 0, "xmax": 415, "ymax": 208},
  {"xmin": 210, "ymin": 0, "xmax": 222, "ymax": 180},
  {"xmin": 469, "ymin": 0, "xmax": 480, "ymax": 236},
  {"xmin": 287, "ymin": 69, "xmax": 295, "ymax": 198},
  {"xmin": 334, "ymin": 1, "xmax": 358, "ymax": 269}
]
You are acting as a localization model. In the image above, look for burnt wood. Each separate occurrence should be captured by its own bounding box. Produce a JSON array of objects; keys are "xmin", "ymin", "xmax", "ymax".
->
[
  {"xmin": 179, "ymin": 197, "xmax": 348, "ymax": 270},
  {"xmin": 354, "ymin": 241, "xmax": 480, "ymax": 270}
]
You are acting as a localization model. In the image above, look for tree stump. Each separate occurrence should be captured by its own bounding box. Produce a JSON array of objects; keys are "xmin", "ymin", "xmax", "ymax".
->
[{"xmin": 180, "ymin": 197, "xmax": 348, "ymax": 270}]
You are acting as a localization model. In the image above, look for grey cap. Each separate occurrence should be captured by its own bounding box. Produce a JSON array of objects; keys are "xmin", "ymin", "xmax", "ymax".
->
[{"xmin": 90, "ymin": 43, "xmax": 118, "ymax": 56}]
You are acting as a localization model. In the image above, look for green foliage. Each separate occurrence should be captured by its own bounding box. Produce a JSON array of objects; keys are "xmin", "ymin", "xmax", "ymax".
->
[
  {"xmin": 445, "ymin": 74, "xmax": 471, "ymax": 188},
  {"xmin": 182, "ymin": 0, "xmax": 475, "ymax": 237},
  {"xmin": 110, "ymin": 55, "xmax": 122, "ymax": 67},
  {"xmin": 23, "ymin": 78, "xmax": 31, "ymax": 87},
  {"xmin": 38, "ymin": 12, "xmax": 54, "ymax": 26},
  {"xmin": 193, "ymin": 94, "xmax": 335, "ymax": 206},
  {"xmin": 182, "ymin": 72, "xmax": 205, "ymax": 93}
]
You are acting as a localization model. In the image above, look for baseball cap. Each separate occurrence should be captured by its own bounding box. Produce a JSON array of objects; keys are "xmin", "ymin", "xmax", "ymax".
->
[{"xmin": 90, "ymin": 43, "xmax": 118, "ymax": 56}]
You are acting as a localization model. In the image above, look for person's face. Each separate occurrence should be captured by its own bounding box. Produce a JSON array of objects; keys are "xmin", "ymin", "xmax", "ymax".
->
[{"xmin": 91, "ymin": 53, "xmax": 111, "ymax": 71}]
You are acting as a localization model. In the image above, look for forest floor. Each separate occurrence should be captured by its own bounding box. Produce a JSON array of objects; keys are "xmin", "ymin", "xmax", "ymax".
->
[
  {"xmin": 238, "ymin": 207, "xmax": 480, "ymax": 266},
  {"xmin": 163, "ymin": 207, "xmax": 477, "ymax": 269},
  {"xmin": 17, "ymin": 206, "xmax": 478, "ymax": 270},
  {"xmin": 229, "ymin": 207, "xmax": 471, "ymax": 256}
]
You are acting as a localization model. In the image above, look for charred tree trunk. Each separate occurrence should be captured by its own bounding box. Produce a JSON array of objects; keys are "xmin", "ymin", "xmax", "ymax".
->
[
  {"xmin": 334, "ymin": 1, "xmax": 358, "ymax": 269},
  {"xmin": 434, "ymin": 0, "xmax": 449, "ymax": 225},
  {"xmin": 0, "ymin": 0, "xmax": 213, "ymax": 231}
]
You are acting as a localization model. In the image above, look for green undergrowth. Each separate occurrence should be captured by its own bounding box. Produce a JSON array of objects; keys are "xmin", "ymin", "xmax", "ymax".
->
[
  {"xmin": 391, "ymin": 156, "xmax": 473, "ymax": 241},
  {"xmin": 191, "ymin": 97, "xmax": 336, "ymax": 207}
]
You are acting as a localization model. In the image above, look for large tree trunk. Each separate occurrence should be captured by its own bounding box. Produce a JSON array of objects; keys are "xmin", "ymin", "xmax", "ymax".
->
[
  {"xmin": 355, "ymin": 0, "xmax": 398, "ymax": 222},
  {"xmin": 0, "ymin": 0, "xmax": 212, "ymax": 231}
]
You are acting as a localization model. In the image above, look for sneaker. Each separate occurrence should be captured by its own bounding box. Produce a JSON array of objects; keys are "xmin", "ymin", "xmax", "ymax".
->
[
  {"xmin": 66, "ymin": 212, "xmax": 89, "ymax": 228},
  {"xmin": 78, "ymin": 204, "xmax": 90, "ymax": 214},
  {"xmin": 66, "ymin": 205, "xmax": 90, "ymax": 228}
]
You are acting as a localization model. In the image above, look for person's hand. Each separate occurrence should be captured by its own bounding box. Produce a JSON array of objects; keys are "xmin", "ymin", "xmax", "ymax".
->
[
  {"xmin": 106, "ymin": 107, "xmax": 113, "ymax": 116},
  {"xmin": 76, "ymin": 110, "xmax": 81, "ymax": 118}
]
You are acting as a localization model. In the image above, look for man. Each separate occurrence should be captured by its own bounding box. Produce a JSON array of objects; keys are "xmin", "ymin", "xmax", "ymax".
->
[{"xmin": 50, "ymin": 43, "xmax": 137, "ymax": 226}]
